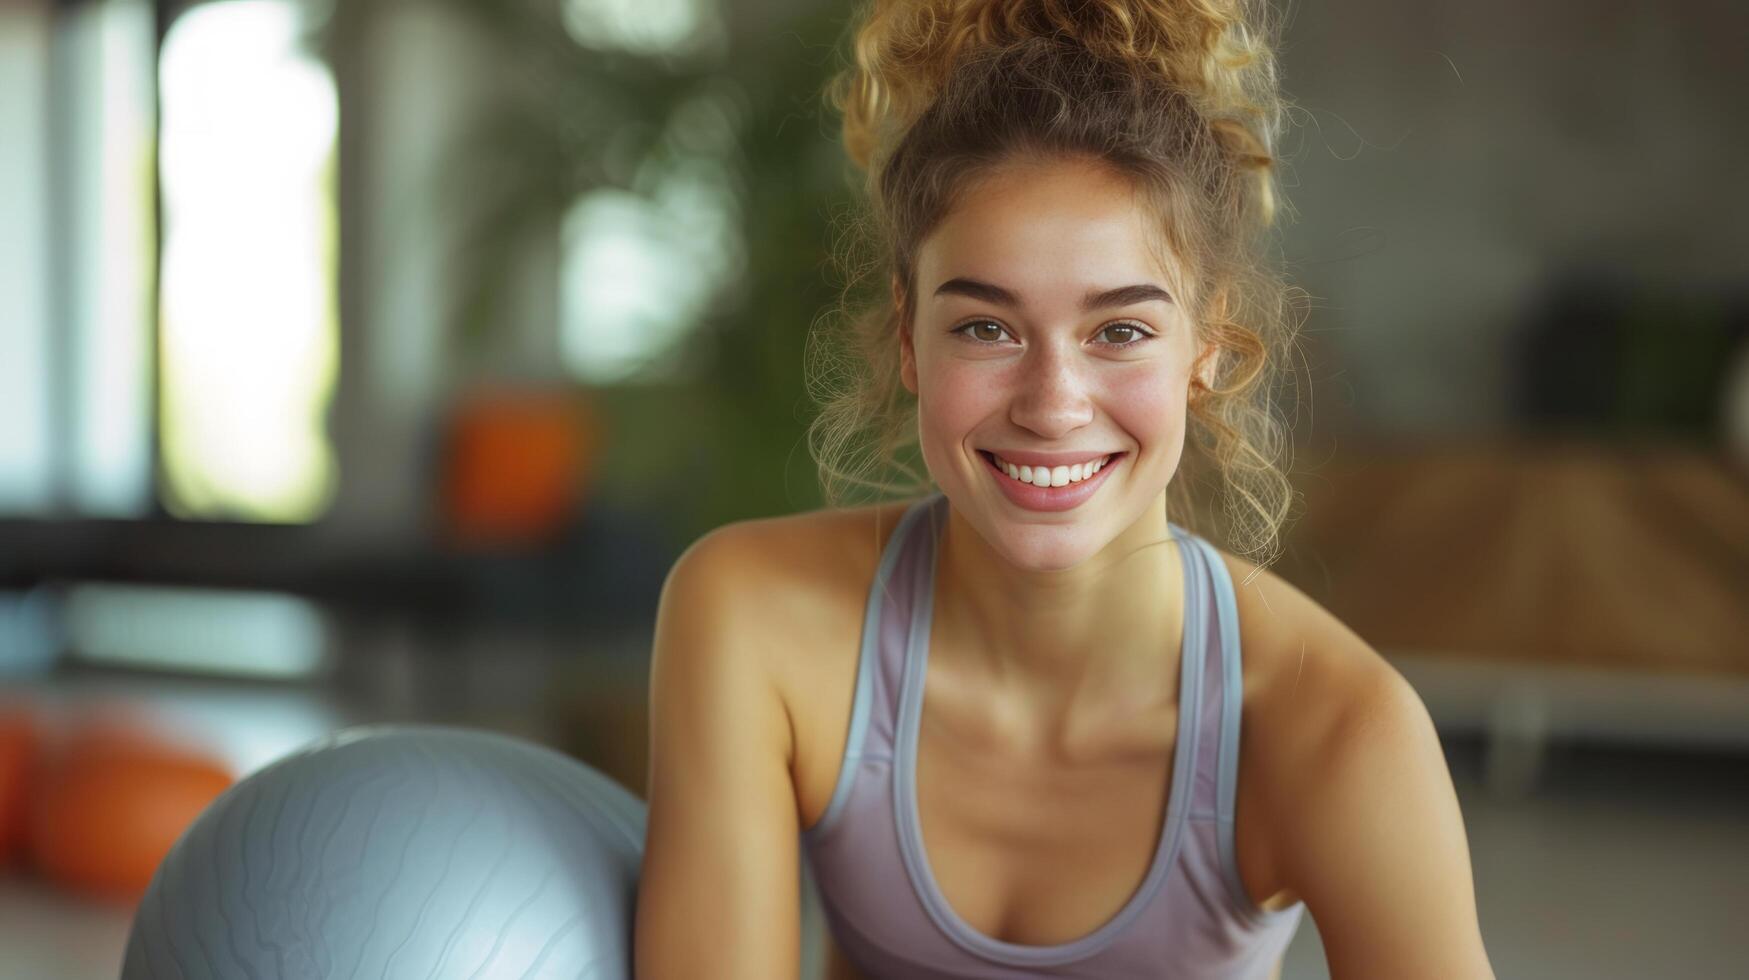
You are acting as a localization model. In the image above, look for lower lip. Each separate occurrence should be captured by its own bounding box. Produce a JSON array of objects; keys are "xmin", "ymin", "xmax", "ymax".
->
[{"xmin": 980, "ymin": 451, "xmax": 1123, "ymax": 512}]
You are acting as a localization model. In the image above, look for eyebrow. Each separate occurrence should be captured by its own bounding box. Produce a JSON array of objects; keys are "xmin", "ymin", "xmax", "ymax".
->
[{"xmin": 931, "ymin": 277, "xmax": 1174, "ymax": 311}]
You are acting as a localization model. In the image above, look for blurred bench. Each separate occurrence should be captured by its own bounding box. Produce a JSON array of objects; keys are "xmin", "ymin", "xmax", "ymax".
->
[{"xmin": 1274, "ymin": 438, "xmax": 1749, "ymax": 793}]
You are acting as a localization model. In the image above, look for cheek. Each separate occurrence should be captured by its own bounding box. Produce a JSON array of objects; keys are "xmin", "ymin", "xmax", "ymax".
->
[
  {"xmin": 919, "ymin": 360, "xmax": 997, "ymax": 427},
  {"xmin": 1105, "ymin": 367, "xmax": 1192, "ymax": 491},
  {"xmin": 1111, "ymin": 366, "xmax": 1190, "ymax": 442},
  {"xmin": 914, "ymin": 360, "xmax": 993, "ymax": 478}
]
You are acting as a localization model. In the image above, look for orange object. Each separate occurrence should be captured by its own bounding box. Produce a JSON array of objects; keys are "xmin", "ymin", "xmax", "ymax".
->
[
  {"xmin": 0, "ymin": 707, "xmax": 39, "ymax": 869},
  {"xmin": 441, "ymin": 386, "xmax": 602, "ymax": 546},
  {"xmin": 29, "ymin": 724, "xmax": 232, "ymax": 903}
]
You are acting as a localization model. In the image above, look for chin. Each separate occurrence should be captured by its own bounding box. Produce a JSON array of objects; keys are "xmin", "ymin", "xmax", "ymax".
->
[{"xmin": 980, "ymin": 517, "xmax": 1106, "ymax": 573}]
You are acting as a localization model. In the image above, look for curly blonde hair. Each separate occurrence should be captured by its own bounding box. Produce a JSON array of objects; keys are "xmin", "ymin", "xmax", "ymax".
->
[{"xmin": 805, "ymin": 0, "xmax": 1306, "ymax": 563}]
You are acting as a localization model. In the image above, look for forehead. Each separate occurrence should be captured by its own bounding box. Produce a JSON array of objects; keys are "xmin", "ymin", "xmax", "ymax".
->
[{"xmin": 916, "ymin": 159, "xmax": 1177, "ymax": 299}]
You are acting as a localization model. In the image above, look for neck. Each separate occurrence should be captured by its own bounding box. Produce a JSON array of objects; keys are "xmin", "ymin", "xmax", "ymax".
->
[{"xmin": 931, "ymin": 492, "xmax": 1186, "ymax": 718}]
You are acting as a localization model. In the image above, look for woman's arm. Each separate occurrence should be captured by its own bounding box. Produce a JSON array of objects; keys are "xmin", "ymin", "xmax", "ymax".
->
[
  {"xmin": 635, "ymin": 527, "xmax": 803, "ymax": 979},
  {"xmin": 1278, "ymin": 662, "xmax": 1496, "ymax": 979}
]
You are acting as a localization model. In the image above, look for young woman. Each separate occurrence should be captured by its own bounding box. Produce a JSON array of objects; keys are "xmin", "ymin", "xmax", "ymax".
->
[{"xmin": 635, "ymin": 1, "xmax": 1495, "ymax": 977}]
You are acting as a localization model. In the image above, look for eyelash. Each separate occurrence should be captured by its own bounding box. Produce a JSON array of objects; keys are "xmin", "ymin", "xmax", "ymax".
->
[{"xmin": 949, "ymin": 318, "xmax": 1157, "ymax": 350}]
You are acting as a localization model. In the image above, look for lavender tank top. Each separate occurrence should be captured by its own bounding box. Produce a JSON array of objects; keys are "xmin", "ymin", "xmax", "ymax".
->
[{"xmin": 800, "ymin": 492, "xmax": 1306, "ymax": 978}]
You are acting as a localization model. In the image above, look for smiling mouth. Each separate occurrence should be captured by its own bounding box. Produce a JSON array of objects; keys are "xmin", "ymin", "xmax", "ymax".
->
[{"xmin": 977, "ymin": 450, "xmax": 1125, "ymax": 487}]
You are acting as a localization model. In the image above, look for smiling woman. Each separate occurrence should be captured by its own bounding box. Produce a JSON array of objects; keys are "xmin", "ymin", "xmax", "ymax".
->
[
  {"xmin": 635, "ymin": 2, "xmax": 1496, "ymax": 979},
  {"xmin": 893, "ymin": 158, "xmax": 1215, "ymax": 571},
  {"xmin": 805, "ymin": 0, "xmax": 1304, "ymax": 567}
]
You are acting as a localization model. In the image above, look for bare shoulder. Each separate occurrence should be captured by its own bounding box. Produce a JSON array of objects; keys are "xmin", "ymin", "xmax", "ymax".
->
[
  {"xmin": 1213, "ymin": 550, "xmax": 1491, "ymax": 977},
  {"xmin": 691, "ymin": 500, "xmax": 929, "ymax": 830},
  {"xmin": 644, "ymin": 504, "xmax": 926, "ymax": 978},
  {"xmin": 1212, "ymin": 546, "xmax": 1447, "ymax": 801},
  {"xmin": 680, "ymin": 500, "xmax": 915, "ymax": 637},
  {"xmin": 1209, "ymin": 547, "xmax": 1435, "ymax": 908},
  {"xmin": 1210, "ymin": 540, "xmax": 1448, "ymax": 767},
  {"xmin": 674, "ymin": 500, "xmax": 918, "ymax": 704},
  {"xmin": 1210, "ymin": 548, "xmax": 1412, "ymax": 744},
  {"xmin": 694, "ymin": 499, "xmax": 914, "ymax": 575}
]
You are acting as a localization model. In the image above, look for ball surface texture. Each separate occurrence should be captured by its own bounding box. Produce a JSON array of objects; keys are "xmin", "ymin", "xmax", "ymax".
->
[{"xmin": 123, "ymin": 724, "xmax": 647, "ymax": 979}]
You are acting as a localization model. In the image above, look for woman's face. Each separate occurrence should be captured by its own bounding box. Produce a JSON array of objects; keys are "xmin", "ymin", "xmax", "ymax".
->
[{"xmin": 899, "ymin": 156, "xmax": 1211, "ymax": 571}]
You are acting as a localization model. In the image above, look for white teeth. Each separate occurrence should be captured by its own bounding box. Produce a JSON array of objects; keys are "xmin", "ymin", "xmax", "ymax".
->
[{"xmin": 992, "ymin": 454, "xmax": 1111, "ymax": 488}]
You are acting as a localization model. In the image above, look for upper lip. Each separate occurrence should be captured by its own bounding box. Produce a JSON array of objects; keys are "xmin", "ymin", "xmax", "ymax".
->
[{"xmin": 981, "ymin": 449, "xmax": 1121, "ymax": 468}]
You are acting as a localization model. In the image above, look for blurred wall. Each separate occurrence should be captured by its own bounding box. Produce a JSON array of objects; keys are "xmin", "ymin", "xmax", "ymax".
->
[
  {"xmin": 1279, "ymin": 0, "xmax": 1748, "ymax": 436},
  {"xmin": 325, "ymin": 0, "xmax": 561, "ymax": 540}
]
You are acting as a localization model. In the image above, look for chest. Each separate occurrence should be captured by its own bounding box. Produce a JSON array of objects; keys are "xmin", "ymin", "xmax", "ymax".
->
[
  {"xmin": 789, "ymin": 624, "xmax": 1290, "ymax": 948},
  {"xmin": 908, "ymin": 674, "xmax": 1182, "ymax": 945}
]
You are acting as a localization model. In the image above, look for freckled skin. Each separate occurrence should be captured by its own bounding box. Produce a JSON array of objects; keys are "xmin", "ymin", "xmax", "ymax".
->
[{"xmin": 897, "ymin": 156, "xmax": 1215, "ymax": 574}]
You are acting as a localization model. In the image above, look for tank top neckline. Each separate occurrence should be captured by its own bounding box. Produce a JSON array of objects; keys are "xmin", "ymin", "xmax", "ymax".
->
[{"xmin": 890, "ymin": 491, "xmax": 1206, "ymax": 967}]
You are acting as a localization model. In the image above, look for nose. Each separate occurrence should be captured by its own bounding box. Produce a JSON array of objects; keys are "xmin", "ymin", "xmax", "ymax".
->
[{"xmin": 1008, "ymin": 341, "xmax": 1094, "ymax": 439}]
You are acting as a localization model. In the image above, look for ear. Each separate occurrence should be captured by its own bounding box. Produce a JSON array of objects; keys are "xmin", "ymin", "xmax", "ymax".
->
[
  {"xmin": 1192, "ymin": 340, "xmax": 1220, "ymax": 394},
  {"xmin": 898, "ymin": 321, "xmax": 919, "ymax": 396},
  {"xmin": 1193, "ymin": 289, "xmax": 1231, "ymax": 396},
  {"xmin": 894, "ymin": 275, "xmax": 919, "ymax": 396}
]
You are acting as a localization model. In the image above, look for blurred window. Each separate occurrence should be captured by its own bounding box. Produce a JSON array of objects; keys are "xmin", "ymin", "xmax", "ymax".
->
[
  {"xmin": 0, "ymin": 0, "xmax": 336, "ymax": 523},
  {"xmin": 1, "ymin": 0, "xmax": 155, "ymax": 517},
  {"xmin": 158, "ymin": 0, "xmax": 339, "ymax": 521},
  {"xmin": 561, "ymin": 0, "xmax": 723, "ymax": 58},
  {"xmin": 0, "ymin": 2, "xmax": 55, "ymax": 514},
  {"xmin": 64, "ymin": 581, "xmax": 330, "ymax": 680},
  {"xmin": 555, "ymin": 0, "xmax": 742, "ymax": 385},
  {"xmin": 560, "ymin": 150, "xmax": 745, "ymax": 384}
]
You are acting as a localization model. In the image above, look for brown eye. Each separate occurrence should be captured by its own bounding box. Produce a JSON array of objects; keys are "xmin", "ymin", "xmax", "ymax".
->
[
  {"xmin": 1097, "ymin": 323, "xmax": 1153, "ymax": 347},
  {"xmin": 954, "ymin": 320, "xmax": 1010, "ymax": 343}
]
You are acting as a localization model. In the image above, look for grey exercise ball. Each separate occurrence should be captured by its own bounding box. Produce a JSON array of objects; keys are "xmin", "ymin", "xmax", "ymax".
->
[{"xmin": 122, "ymin": 724, "xmax": 647, "ymax": 979}]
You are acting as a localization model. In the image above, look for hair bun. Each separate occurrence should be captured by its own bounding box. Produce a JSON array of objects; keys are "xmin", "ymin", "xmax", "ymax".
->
[{"xmin": 832, "ymin": 0, "xmax": 1284, "ymax": 180}]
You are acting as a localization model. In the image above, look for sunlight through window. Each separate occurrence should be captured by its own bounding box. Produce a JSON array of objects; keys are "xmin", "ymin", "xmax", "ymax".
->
[
  {"xmin": 561, "ymin": 0, "xmax": 724, "ymax": 59},
  {"xmin": 158, "ymin": 0, "xmax": 337, "ymax": 521},
  {"xmin": 560, "ymin": 87, "xmax": 746, "ymax": 384}
]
